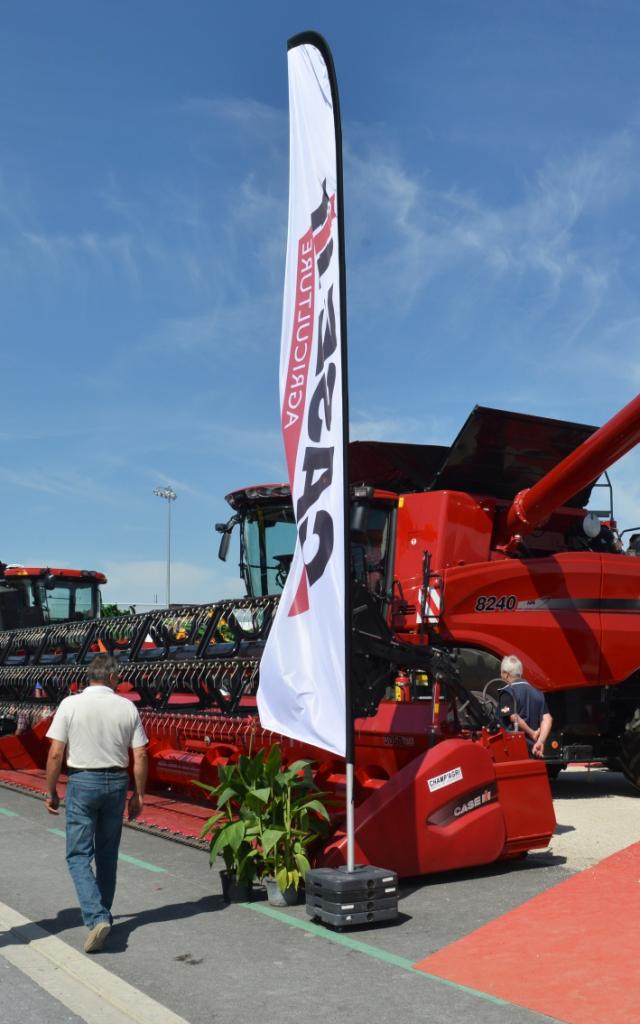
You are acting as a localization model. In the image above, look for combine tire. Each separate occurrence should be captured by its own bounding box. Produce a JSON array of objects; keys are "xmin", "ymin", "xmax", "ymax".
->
[
  {"xmin": 619, "ymin": 709, "xmax": 640, "ymax": 791},
  {"xmin": 457, "ymin": 690, "xmax": 498, "ymax": 729}
]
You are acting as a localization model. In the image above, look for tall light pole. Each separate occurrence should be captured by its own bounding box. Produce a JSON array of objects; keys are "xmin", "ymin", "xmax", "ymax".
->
[{"xmin": 153, "ymin": 486, "xmax": 177, "ymax": 607}]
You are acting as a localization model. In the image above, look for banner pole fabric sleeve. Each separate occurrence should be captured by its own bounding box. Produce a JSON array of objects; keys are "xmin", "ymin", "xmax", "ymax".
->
[{"xmin": 257, "ymin": 32, "xmax": 351, "ymax": 760}]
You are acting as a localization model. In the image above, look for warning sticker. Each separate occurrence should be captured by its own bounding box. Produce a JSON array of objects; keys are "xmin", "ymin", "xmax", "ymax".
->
[{"xmin": 427, "ymin": 767, "xmax": 463, "ymax": 793}]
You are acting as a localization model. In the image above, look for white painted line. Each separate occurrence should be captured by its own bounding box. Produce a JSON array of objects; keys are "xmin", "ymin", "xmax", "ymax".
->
[{"xmin": 0, "ymin": 901, "xmax": 190, "ymax": 1024}]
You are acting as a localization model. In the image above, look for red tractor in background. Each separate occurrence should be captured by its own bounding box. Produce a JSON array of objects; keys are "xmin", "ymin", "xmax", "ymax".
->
[
  {"xmin": 217, "ymin": 394, "xmax": 640, "ymax": 788},
  {"xmin": 0, "ymin": 563, "xmax": 105, "ymax": 736},
  {"xmin": 0, "ymin": 563, "xmax": 106, "ymax": 630}
]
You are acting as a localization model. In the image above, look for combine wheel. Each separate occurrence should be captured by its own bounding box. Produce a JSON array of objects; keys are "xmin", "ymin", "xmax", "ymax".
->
[
  {"xmin": 457, "ymin": 690, "xmax": 498, "ymax": 729},
  {"xmin": 619, "ymin": 709, "xmax": 640, "ymax": 791}
]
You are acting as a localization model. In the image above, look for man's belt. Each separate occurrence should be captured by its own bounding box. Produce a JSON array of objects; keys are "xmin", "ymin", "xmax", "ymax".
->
[{"xmin": 67, "ymin": 766, "xmax": 128, "ymax": 774}]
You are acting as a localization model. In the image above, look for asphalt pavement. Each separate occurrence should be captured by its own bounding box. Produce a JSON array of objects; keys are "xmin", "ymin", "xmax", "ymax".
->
[{"xmin": 0, "ymin": 779, "xmax": 589, "ymax": 1024}]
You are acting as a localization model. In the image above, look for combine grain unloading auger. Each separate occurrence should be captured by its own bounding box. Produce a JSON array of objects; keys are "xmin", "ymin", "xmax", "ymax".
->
[{"xmin": 0, "ymin": 583, "xmax": 555, "ymax": 879}]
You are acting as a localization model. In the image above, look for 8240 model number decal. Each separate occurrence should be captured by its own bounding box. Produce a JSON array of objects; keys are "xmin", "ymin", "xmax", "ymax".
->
[{"xmin": 474, "ymin": 594, "xmax": 517, "ymax": 612}]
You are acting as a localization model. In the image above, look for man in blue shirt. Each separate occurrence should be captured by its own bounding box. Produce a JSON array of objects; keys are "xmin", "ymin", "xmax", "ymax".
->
[{"xmin": 499, "ymin": 655, "xmax": 552, "ymax": 758}]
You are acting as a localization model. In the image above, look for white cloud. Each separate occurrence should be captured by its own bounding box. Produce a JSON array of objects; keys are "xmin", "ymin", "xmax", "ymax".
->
[
  {"xmin": 146, "ymin": 297, "xmax": 280, "ymax": 355},
  {"xmin": 350, "ymin": 413, "xmax": 438, "ymax": 444},
  {"xmin": 101, "ymin": 558, "xmax": 245, "ymax": 607},
  {"xmin": 0, "ymin": 464, "xmax": 117, "ymax": 503},
  {"xmin": 180, "ymin": 96, "xmax": 287, "ymax": 144},
  {"xmin": 346, "ymin": 124, "xmax": 640, "ymax": 337},
  {"xmin": 20, "ymin": 229, "xmax": 139, "ymax": 283}
]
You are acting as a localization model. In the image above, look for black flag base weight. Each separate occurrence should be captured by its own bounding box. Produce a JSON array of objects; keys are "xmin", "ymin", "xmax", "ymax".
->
[{"xmin": 305, "ymin": 865, "xmax": 399, "ymax": 929}]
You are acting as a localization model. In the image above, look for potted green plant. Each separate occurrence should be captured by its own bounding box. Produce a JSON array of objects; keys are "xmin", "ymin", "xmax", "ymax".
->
[
  {"xmin": 255, "ymin": 744, "xmax": 330, "ymax": 905},
  {"xmin": 194, "ymin": 744, "xmax": 330, "ymax": 906},
  {"xmin": 194, "ymin": 757, "xmax": 266, "ymax": 902}
]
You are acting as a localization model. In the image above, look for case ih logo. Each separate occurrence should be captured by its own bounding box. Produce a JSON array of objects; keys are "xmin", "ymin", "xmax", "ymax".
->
[
  {"xmin": 427, "ymin": 784, "xmax": 497, "ymax": 826},
  {"xmin": 282, "ymin": 181, "xmax": 338, "ymax": 617},
  {"xmin": 453, "ymin": 787, "xmax": 495, "ymax": 818}
]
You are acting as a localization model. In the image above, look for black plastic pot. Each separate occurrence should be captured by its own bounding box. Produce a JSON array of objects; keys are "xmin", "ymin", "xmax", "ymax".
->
[{"xmin": 220, "ymin": 870, "xmax": 253, "ymax": 903}]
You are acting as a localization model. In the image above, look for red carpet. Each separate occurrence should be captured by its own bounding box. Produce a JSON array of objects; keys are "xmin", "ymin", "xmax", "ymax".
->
[
  {"xmin": 414, "ymin": 842, "xmax": 640, "ymax": 1024},
  {"xmin": 0, "ymin": 768, "xmax": 211, "ymax": 841}
]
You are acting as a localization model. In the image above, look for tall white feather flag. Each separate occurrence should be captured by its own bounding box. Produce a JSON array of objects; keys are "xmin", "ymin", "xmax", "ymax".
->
[{"xmin": 257, "ymin": 34, "xmax": 347, "ymax": 756}]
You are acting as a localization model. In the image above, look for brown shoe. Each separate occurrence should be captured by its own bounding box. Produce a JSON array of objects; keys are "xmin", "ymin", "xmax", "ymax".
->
[{"xmin": 84, "ymin": 921, "xmax": 111, "ymax": 953}]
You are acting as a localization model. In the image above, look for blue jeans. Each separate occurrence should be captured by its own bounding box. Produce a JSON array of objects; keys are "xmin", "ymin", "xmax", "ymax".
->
[{"xmin": 65, "ymin": 771, "xmax": 129, "ymax": 929}]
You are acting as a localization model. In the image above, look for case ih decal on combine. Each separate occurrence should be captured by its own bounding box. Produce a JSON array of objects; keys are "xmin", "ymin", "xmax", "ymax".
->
[{"xmin": 1, "ymin": 392, "xmax": 640, "ymax": 878}]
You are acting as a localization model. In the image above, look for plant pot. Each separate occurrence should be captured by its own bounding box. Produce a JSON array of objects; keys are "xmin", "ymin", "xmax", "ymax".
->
[
  {"xmin": 220, "ymin": 870, "xmax": 253, "ymax": 903},
  {"xmin": 264, "ymin": 877, "xmax": 300, "ymax": 907}
]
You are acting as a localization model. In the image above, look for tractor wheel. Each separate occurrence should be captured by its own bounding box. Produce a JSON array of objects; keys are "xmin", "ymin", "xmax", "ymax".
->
[{"xmin": 619, "ymin": 709, "xmax": 640, "ymax": 791}]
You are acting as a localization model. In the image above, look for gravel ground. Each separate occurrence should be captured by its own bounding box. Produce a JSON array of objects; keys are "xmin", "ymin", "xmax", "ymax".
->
[{"xmin": 547, "ymin": 766, "xmax": 640, "ymax": 871}]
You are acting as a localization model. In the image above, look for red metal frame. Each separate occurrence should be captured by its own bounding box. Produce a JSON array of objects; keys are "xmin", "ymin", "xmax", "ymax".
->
[{"xmin": 0, "ymin": 694, "xmax": 555, "ymax": 878}]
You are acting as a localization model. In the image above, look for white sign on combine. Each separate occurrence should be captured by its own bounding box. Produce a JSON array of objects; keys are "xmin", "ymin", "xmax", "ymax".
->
[{"xmin": 257, "ymin": 36, "xmax": 346, "ymax": 756}]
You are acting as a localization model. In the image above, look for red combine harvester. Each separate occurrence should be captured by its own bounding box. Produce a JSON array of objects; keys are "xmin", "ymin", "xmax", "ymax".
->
[
  {"xmin": 0, "ymin": 563, "xmax": 105, "ymax": 737},
  {"xmin": 3, "ymin": 392, "xmax": 639, "ymax": 877},
  {"xmin": 216, "ymin": 396, "xmax": 640, "ymax": 787},
  {"xmin": 217, "ymin": 397, "xmax": 638, "ymax": 782},
  {"xmin": 0, "ymin": 564, "xmax": 105, "ymax": 629}
]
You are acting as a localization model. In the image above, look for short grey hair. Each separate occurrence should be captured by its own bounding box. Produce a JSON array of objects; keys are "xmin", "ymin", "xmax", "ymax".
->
[
  {"xmin": 87, "ymin": 653, "xmax": 120, "ymax": 685},
  {"xmin": 501, "ymin": 654, "xmax": 523, "ymax": 680}
]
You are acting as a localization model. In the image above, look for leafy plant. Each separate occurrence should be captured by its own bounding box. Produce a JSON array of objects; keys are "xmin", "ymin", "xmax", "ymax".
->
[
  {"xmin": 194, "ymin": 757, "xmax": 266, "ymax": 885},
  {"xmin": 194, "ymin": 744, "xmax": 330, "ymax": 893},
  {"xmin": 257, "ymin": 745, "xmax": 330, "ymax": 893},
  {"xmin": 101, "ymin": 603, "xmax": 136, "ymax": 618}
]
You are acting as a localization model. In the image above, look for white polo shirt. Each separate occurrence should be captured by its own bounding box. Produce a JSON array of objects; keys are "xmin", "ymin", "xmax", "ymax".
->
[{"xmin": 46, "ymin": 685, "xmax": 148, "ymax": 769}]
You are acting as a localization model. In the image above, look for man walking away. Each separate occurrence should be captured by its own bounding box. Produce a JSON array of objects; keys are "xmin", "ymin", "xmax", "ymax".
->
[
  {"xmin": 45, "ymin": 653, "xmax": 148, "ymax": 953},
  {"xmin": 499, "ymin": 654, "xmax": 553, "ymax": 758}
]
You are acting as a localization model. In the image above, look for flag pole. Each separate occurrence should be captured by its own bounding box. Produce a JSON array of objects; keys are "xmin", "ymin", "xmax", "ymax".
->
[
  {"xmin": 310, "ymin": 33, "xmax": 354, "ymax": 872},
  {"xmin": 283, "ymin": 30, "xmax": 353, "ymax": 869}
]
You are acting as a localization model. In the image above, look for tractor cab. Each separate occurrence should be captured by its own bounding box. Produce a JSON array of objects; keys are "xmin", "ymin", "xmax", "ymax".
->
[
  {"xmin": 216, "ymin": 480, "xmax": 398, "ymax": 606},
  {"xmin": 0, "ymin": 565, "xmax": 106, "ymax": 630}
]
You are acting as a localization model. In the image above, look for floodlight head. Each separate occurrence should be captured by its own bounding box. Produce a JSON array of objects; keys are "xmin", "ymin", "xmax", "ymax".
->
[{"xmin": 153, "ymin": 486, "xmax": 177, "ymax": 502}]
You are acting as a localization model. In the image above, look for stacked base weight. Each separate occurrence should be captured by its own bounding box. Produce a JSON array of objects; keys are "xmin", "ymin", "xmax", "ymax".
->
[{"xmin": 305, "ymin": 865, "xmax": 398, "ymax": 928}]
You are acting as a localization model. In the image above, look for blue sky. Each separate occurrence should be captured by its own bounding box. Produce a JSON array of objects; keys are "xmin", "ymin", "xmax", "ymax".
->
[{"xmin": 2, "ymin": 1, "xmax": 640, "ymax": 606}]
